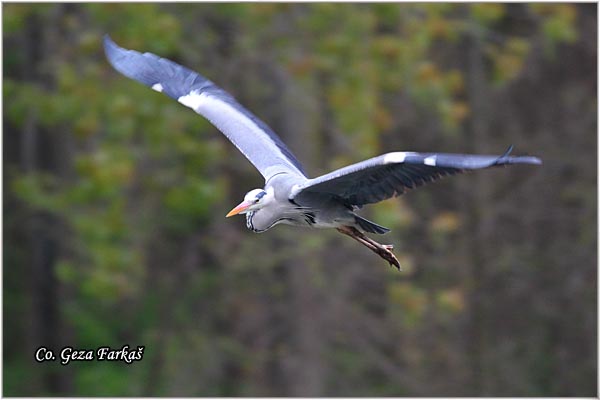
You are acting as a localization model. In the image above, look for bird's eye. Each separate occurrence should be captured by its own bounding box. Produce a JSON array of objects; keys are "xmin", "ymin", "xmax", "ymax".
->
[{"xmin": 255, "ymin": 191, "xmax": 267, "ymax": 202}]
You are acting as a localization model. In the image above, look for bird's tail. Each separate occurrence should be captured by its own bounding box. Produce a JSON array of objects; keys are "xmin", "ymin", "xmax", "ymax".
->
[{"xmin": 354, "ymin": 215, "xmax": 390, "ymax": 234}]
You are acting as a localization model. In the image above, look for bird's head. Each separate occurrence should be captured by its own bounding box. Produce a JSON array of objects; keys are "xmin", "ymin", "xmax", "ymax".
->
[{"xmin": 226, "ymin": 188, "xmax": 271, "ymax": 218}]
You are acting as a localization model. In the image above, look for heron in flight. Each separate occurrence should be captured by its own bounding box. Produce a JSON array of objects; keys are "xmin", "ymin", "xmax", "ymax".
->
[{"xmin": 103, "ymin": 35, "xmax": 541, "ymax": 270}]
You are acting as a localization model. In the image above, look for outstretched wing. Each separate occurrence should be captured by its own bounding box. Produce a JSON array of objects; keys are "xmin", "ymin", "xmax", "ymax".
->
[
  {"xmin": 292, "ymin": 147, "xmax": 541, "ymax": 206},
  {"xmin": 103, "ymin": 35, "xmax": 307, "ymax": 180}
]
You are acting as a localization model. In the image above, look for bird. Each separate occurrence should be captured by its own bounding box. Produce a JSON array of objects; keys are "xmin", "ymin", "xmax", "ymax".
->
[{"xmin": 103, "ymin": 35, "xmax": 541, "ymax": 270}]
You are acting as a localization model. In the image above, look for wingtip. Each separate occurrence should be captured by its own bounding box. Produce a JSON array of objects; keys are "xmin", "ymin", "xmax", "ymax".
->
[
  {"xmin": 498, "ymin": 146, "xmax": 542, "ymax": 166},
  {"xmin": 102, "ymin": 34, "xmax": 126, "ymax": 69},
  {"xmin": 530, "ymin": 157, "xmax": 543, "ymax": 165},
  {"xmin": 512, "ymin": 156, "xmax": 542, "ymax": 165},
  {"xmin": 102, "ymin": 34, "xmax": 118, "ymax": 52},
  {"xmin": 501, "ymin": 144, "xmax": 514, "ymax": 158}
]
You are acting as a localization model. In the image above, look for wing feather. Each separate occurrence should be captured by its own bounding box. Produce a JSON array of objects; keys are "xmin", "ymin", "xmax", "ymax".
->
[
  {"xmin": 103, "ymin": 35, "xmax": 306, "ymax": 180},
  {"xmin": 292, "ymin": 148, "xmax": 541, "ymax": 206}
]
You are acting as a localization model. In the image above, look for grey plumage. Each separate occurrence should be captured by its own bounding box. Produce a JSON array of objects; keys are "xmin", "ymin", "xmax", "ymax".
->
[
  {"xmin": 104, "ymin": 35, "xmax": 542, "ymax": 269},
  {"xmin": 103, "ymin": 35, "xmax": 306, "ymax": 179},
  {"xmin": 292, "ymin": 146, "xmax": 540, "ymax": 206}
]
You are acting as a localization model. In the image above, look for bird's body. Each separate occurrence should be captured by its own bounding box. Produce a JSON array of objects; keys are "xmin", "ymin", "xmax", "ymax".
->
[
  {"xmin": 235, "ymin": 177, "xmax": 372, "ymax": 233},
  {"xmin": 104, "ymin": 36, "xmax": 541, "ymax": 269}
]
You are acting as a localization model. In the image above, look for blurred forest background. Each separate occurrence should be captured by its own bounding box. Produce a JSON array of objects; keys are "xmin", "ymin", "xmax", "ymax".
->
[{"xmin": 3, "ymin": 3, "xmax": 597, "ymax": 397}]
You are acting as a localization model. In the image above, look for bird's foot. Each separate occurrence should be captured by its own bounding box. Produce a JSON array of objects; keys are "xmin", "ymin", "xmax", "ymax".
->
[
  {"xmin": 375, "ymin": 243, "xmax": 401, "ymax": 270},
  {"xmin": 337, "ymin": 226, "xmax": 402, "ymax": 271}
]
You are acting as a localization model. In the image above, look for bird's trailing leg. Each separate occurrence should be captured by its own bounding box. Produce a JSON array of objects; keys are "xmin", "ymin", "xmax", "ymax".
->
[{"xmin": 337, "ymin": 226, "xmax": 401, "ymax": 270}]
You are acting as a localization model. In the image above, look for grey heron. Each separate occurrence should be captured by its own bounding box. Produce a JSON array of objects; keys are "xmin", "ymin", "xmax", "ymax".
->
[{"xmin": 103, "ymin": 35, "xmax": 541, "ymax": 270}]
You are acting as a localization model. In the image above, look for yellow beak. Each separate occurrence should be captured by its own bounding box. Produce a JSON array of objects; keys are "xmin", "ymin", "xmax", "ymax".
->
[{"xmin": 226, "ymin": 201, "xmax": 252, "ymax": 218}]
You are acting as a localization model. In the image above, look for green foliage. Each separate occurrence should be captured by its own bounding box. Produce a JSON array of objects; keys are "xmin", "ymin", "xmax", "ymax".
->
[
  {"xmin": 75, "ymin": 363, "xmax": 136, "ymax": 396},
  {"xmin": 530, "ymin": 4, "xmax": 578, "ymax": 47},
  {"xmin": 470, "ymin": 3, "xmax": 506, "ymax": 24},
  {"xmin": 388, "ymin": 282, "xmax": 428, "ymax": 326},
  {"xmin": 4, "ymin": 2, "xmax": 594, "ymax": 397}
]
